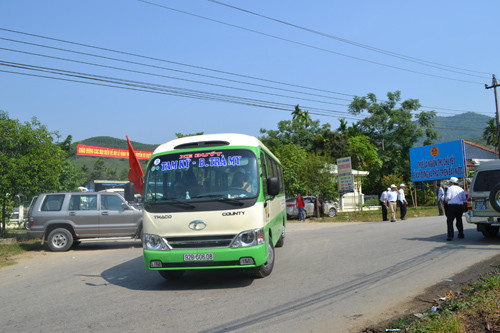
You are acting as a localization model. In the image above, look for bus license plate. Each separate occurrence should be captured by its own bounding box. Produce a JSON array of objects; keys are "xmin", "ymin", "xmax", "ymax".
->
[
  {"xmin": 184, "ymin": 253, "xmax": 214, "ymax": 261},
  {"xmin": 474, "ymin": 201, "xmax": 487, "ymax": 210}
]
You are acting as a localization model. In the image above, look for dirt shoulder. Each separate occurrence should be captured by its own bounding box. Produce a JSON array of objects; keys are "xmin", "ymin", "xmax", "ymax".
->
[{"xmin": 361, "ymin": 253, "xmax": 500, "ymax": 332}]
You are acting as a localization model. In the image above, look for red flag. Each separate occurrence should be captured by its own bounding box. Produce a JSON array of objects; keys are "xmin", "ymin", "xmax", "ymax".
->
[{"xmin": 126, "ymin": 136, "xmax": 144, "ymax": 194}]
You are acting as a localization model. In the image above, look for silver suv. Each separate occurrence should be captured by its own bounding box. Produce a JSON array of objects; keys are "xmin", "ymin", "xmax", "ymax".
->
[
  {"xmin": 465, "ymin": 160, "xmax": 500, "ymax": 238},
  {"xmin": 27, "ymin": 192, "xmax": 142, "ymax": 251}
]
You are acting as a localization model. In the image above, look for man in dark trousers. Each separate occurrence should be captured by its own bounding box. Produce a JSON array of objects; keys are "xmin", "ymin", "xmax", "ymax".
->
[
  {"xmin": 380, "ymin": 187, "xmax": 389, "ymax": 221},
  {"xmin": 445, "ymin": 177, "xmax": 466, "ymax": 241}
]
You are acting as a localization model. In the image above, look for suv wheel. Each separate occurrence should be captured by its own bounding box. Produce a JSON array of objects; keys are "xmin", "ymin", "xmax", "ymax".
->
[
  {"xmin": 489, "ymin": 183, "xmax": 500, "ymax": 213},
  {"xmin": 47, "ymin": 228, "xmax": 73, "ymax": 252}
]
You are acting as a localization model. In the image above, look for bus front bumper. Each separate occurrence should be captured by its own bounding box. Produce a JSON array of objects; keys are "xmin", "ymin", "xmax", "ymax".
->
[{"xmin": 143, "ymin": 245, "xmax": 267, "ymax": 270}]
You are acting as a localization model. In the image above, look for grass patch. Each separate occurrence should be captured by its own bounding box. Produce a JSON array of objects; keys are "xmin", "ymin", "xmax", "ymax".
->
[
  {"xmin": 295, "ymin": 206, "xmax": 440, "ymax": 223},
  {"xmin": 367, "ymin": 270, "xmax": 500, "ymax": 333},
  {"xmin": 0, "ymin": 229, "xmax": 43, "ymax": 268}
]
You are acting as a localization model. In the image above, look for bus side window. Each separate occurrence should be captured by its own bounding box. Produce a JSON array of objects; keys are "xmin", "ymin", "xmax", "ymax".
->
[{"xmin": 260, "ymin": 152, "xmax": 268, "ymax": 195}]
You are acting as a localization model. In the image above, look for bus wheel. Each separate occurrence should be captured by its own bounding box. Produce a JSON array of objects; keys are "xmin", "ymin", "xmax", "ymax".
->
[
  {"xmin": 158, "ymin": 270, "xmax": 185, "ymax": 280},
  {"xmin": 252, "ymin": 240, "xmax": 274, "ymax": 278}
]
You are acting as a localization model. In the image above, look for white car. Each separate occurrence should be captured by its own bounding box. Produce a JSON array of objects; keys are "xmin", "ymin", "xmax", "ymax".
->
[{"xmin": 286, "ymin": 196, "xmax": 338, "ymax": 219}]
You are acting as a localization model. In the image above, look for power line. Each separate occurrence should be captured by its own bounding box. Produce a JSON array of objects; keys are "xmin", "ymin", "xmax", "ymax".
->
[
  {"xmin": 0, "ymin": 46, "xmax": 350, "ymax": 108},
  {"xmin": 0, "ymin": 27, "xmax": 354, "ymax": 99},
  {"xmin": 138, "ymin": 0, "xmax": 485, "ymax": 85},
  {"xmin": 3, "ymin": 59, "xmax": 491, "ymax": 133},
  {"xmin": 208, "ymin": 0, "xmax": 491, "ymax": 78},
  {"xmin": 0, "ymin": 28, "xmax": 487, "ymax": 116},
  {"xmin": 0, "ymin": 60, "xmax": 364, "ymax": 121}
]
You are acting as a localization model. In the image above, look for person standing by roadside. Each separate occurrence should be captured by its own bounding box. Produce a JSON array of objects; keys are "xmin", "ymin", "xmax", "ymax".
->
[
  {"xmin": 297, "ymin": 193, "xmax": 306, "ymax": 221},
  {"xmin": 437, "ymin": 184, "xmax": 445, "ymax": 216},
  {"xmin": 388, "ymin": 184, "xmax": 399, "ymax": 222},
  {"xmin": 398, "ymin": 184, "xmax": 408, "ymax": 220},
  {"xmin": 445, "ymin": 177, "xmax": 466, "ymax": 241},
  {"xmin": 380, "ymin": 187, "xmax": 389, "ymax": 221}
]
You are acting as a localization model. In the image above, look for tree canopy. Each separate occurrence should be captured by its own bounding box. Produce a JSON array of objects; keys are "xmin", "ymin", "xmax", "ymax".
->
[
  {"xmin": 0, "ymin": 111, "xmax": 83, "ymax": 234},
  {"xmin": 261, "ymin": 92, "xmax": 437, "ymax": 198},
  {"xmin": 345, "ymin": 91, "xmax": 437, "ymax": 192}
]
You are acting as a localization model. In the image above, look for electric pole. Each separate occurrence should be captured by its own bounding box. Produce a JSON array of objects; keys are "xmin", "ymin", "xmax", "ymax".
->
[{"xmin": 485, "ymin": 74, "xmax": 500, "ymax": 158}]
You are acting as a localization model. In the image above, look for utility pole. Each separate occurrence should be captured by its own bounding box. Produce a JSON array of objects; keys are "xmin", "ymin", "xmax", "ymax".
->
[{"xmin": 485, "ymin": 74, "xmax": 500, "ymax": 157}]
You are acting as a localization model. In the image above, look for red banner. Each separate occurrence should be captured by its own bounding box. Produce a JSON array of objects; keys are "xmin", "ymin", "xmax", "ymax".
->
[{"xmin": 76, "ymin": 144, "xmax": 153, "ymax": 160}]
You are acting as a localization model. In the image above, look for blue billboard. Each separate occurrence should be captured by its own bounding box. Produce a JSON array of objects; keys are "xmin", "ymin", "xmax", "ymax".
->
[{"xmin": 410, "ymin": 140, "xmax": 466, "ymax": 182}]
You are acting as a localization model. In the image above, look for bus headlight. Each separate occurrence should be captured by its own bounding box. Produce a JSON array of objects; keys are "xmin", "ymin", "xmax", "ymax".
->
[
  {"xmin": 230, "ymin": 228, "xmax": 265, "ymax": 248},
  {"xmin": 144, "ymin": 234, "xmax": 169, "ymax": 251}
]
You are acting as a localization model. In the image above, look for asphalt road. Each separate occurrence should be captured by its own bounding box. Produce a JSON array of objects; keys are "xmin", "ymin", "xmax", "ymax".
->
[{"xmin": 1, "ymin": 216, "xmax": 499, "ymax": 333}]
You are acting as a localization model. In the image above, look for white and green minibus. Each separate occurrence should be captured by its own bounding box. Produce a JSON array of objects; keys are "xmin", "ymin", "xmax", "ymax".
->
[{"xmin": 142, "ymin": 133, "xmax": 286, "ymax": 279}]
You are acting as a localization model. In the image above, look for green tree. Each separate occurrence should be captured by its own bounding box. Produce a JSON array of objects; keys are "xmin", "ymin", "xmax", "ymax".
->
[
  {"xmin": 0, "ymin": 111, "xmax": 67, "ymax": 235},
  {"xmin": 261, "ymin": 105, "xmax": 346, "ymax": 200},
  {"xmin": 271, "ymin": 143, "xmax": 337, "ymax": 200},
  {"xmin": 271, "ymin": 143, "xmax": 308, "ymax": 196},
  {"xmin": 347, "ymin": 135, "xmax": 382, "ymax": 171},
  {"xmin": 260, "ymin": 119, "xmax": 325, "ymax": 152},
  {"xmin": 260, "ymin": 105, "xmax": 332, "ymax": 152},
  {"xmin": 312, "ymin": 129, "xmax": 349, "ymax": 160},
  {"xmin": 175, "ymin": 132, "xmax": 204, "ymax": 138},
  {"xmin": 90, "ymin": 159, "xmax": 107, "ymax": 181},
  {"xmin": 348, "ymin": 91, "xmax": 437, "ymax": 191},
  {"xmin": 291, "ymin": 104, "xmax": 312, "ymax": 128},
  {"xmin": 483, "ymin": 118, "xmax": 498, "ymax": 151}
]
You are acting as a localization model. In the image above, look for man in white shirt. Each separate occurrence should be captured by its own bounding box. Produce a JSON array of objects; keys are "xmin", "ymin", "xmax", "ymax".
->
[
  {"xmin": 380, "ymin": 187, "xmax": 389, "ymax": 221},
  {"xmin": 387, "ymin": 184, "xmax": 399, "ymax": 222},
  {"xmin": 437, "ymin": 184, "xmax": 445, "ymax": 216},
  {"xmin": 445, "ymin": 177, "xmax": 467, "ymax": 241},
  {"xmin": 398, "ymin": 184, "xmax": 408, "ymax": 220}
]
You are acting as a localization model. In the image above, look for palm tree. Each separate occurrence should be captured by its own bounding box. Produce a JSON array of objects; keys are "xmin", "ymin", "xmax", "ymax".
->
[
  {"xmin": 292, "ymin": 105, "xmax": 312, "ymax": 128},
  {"xmin": 483, "ymin": 118, "xmax": 498, "ymax": 151}
]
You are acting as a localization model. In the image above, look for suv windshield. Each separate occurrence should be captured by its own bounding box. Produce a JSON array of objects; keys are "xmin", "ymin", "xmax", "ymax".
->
[{"xmin": 144, "ymin": 149, "xmax": 259, "ymax": 203}]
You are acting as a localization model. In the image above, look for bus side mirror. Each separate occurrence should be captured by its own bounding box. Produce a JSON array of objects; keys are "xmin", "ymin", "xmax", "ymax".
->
[
  {"xmin": 267, "ymin": 177, "xmax": 280, "ymax": 196},
  {"xmin": 124, "ymin": 182, "xmax": 135, "ymax": 202}
]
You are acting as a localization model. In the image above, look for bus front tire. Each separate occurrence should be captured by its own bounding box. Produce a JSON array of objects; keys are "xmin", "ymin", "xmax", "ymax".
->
[{"xmin": 252, "ymin": 240, "xmax": 274, "ymax": 278}]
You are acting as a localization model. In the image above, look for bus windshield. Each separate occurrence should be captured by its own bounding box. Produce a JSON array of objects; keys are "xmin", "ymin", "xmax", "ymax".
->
[{"xmin": 144, "ymin": 149, "xmax": 259, "ymax": 203}]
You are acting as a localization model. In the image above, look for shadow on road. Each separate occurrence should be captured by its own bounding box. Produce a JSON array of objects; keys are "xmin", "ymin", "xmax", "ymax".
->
[
  {"xmin": 100, "ymin": 255, "xmax": 254, "ymax": 291},
  {"xmin": 72, "ymin": 240, "xmax": 142, "ymax": 251},
  {"xmin": 403, "ymin": 228, "xmax": 500, "ymax": 247}
]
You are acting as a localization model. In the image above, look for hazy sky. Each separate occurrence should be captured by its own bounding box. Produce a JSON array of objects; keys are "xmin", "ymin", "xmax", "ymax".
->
[{"xmin": 2, "ymin": 1, "xmax": 499, "ymax": 145}]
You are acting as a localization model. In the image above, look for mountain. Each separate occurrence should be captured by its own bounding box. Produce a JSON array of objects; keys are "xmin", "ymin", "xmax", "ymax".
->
[{"xmin": 419, "ymin": 112, "xmax": 494, "ymax": 147}]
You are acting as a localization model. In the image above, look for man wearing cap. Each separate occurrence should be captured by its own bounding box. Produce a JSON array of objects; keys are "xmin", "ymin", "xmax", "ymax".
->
[
  {"xmin": 445, "ymin": 177, "xmax": 467, "ymax": 241},
  {"xmin": 380, "ymin": 187, "xmax": 390, "ymax": 221},
  {"xmin": 387, "ymin": 184, "xmax": 399, "ymax": 222},
  {"xmin": 398, "ymin": 184, "xmax": 408, "ymax": 220}
]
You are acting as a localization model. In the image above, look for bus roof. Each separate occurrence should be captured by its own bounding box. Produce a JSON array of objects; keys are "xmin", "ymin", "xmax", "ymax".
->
[{"xmin": 152, "ymin": 133, "xmax": 277, "ymax": 160}]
